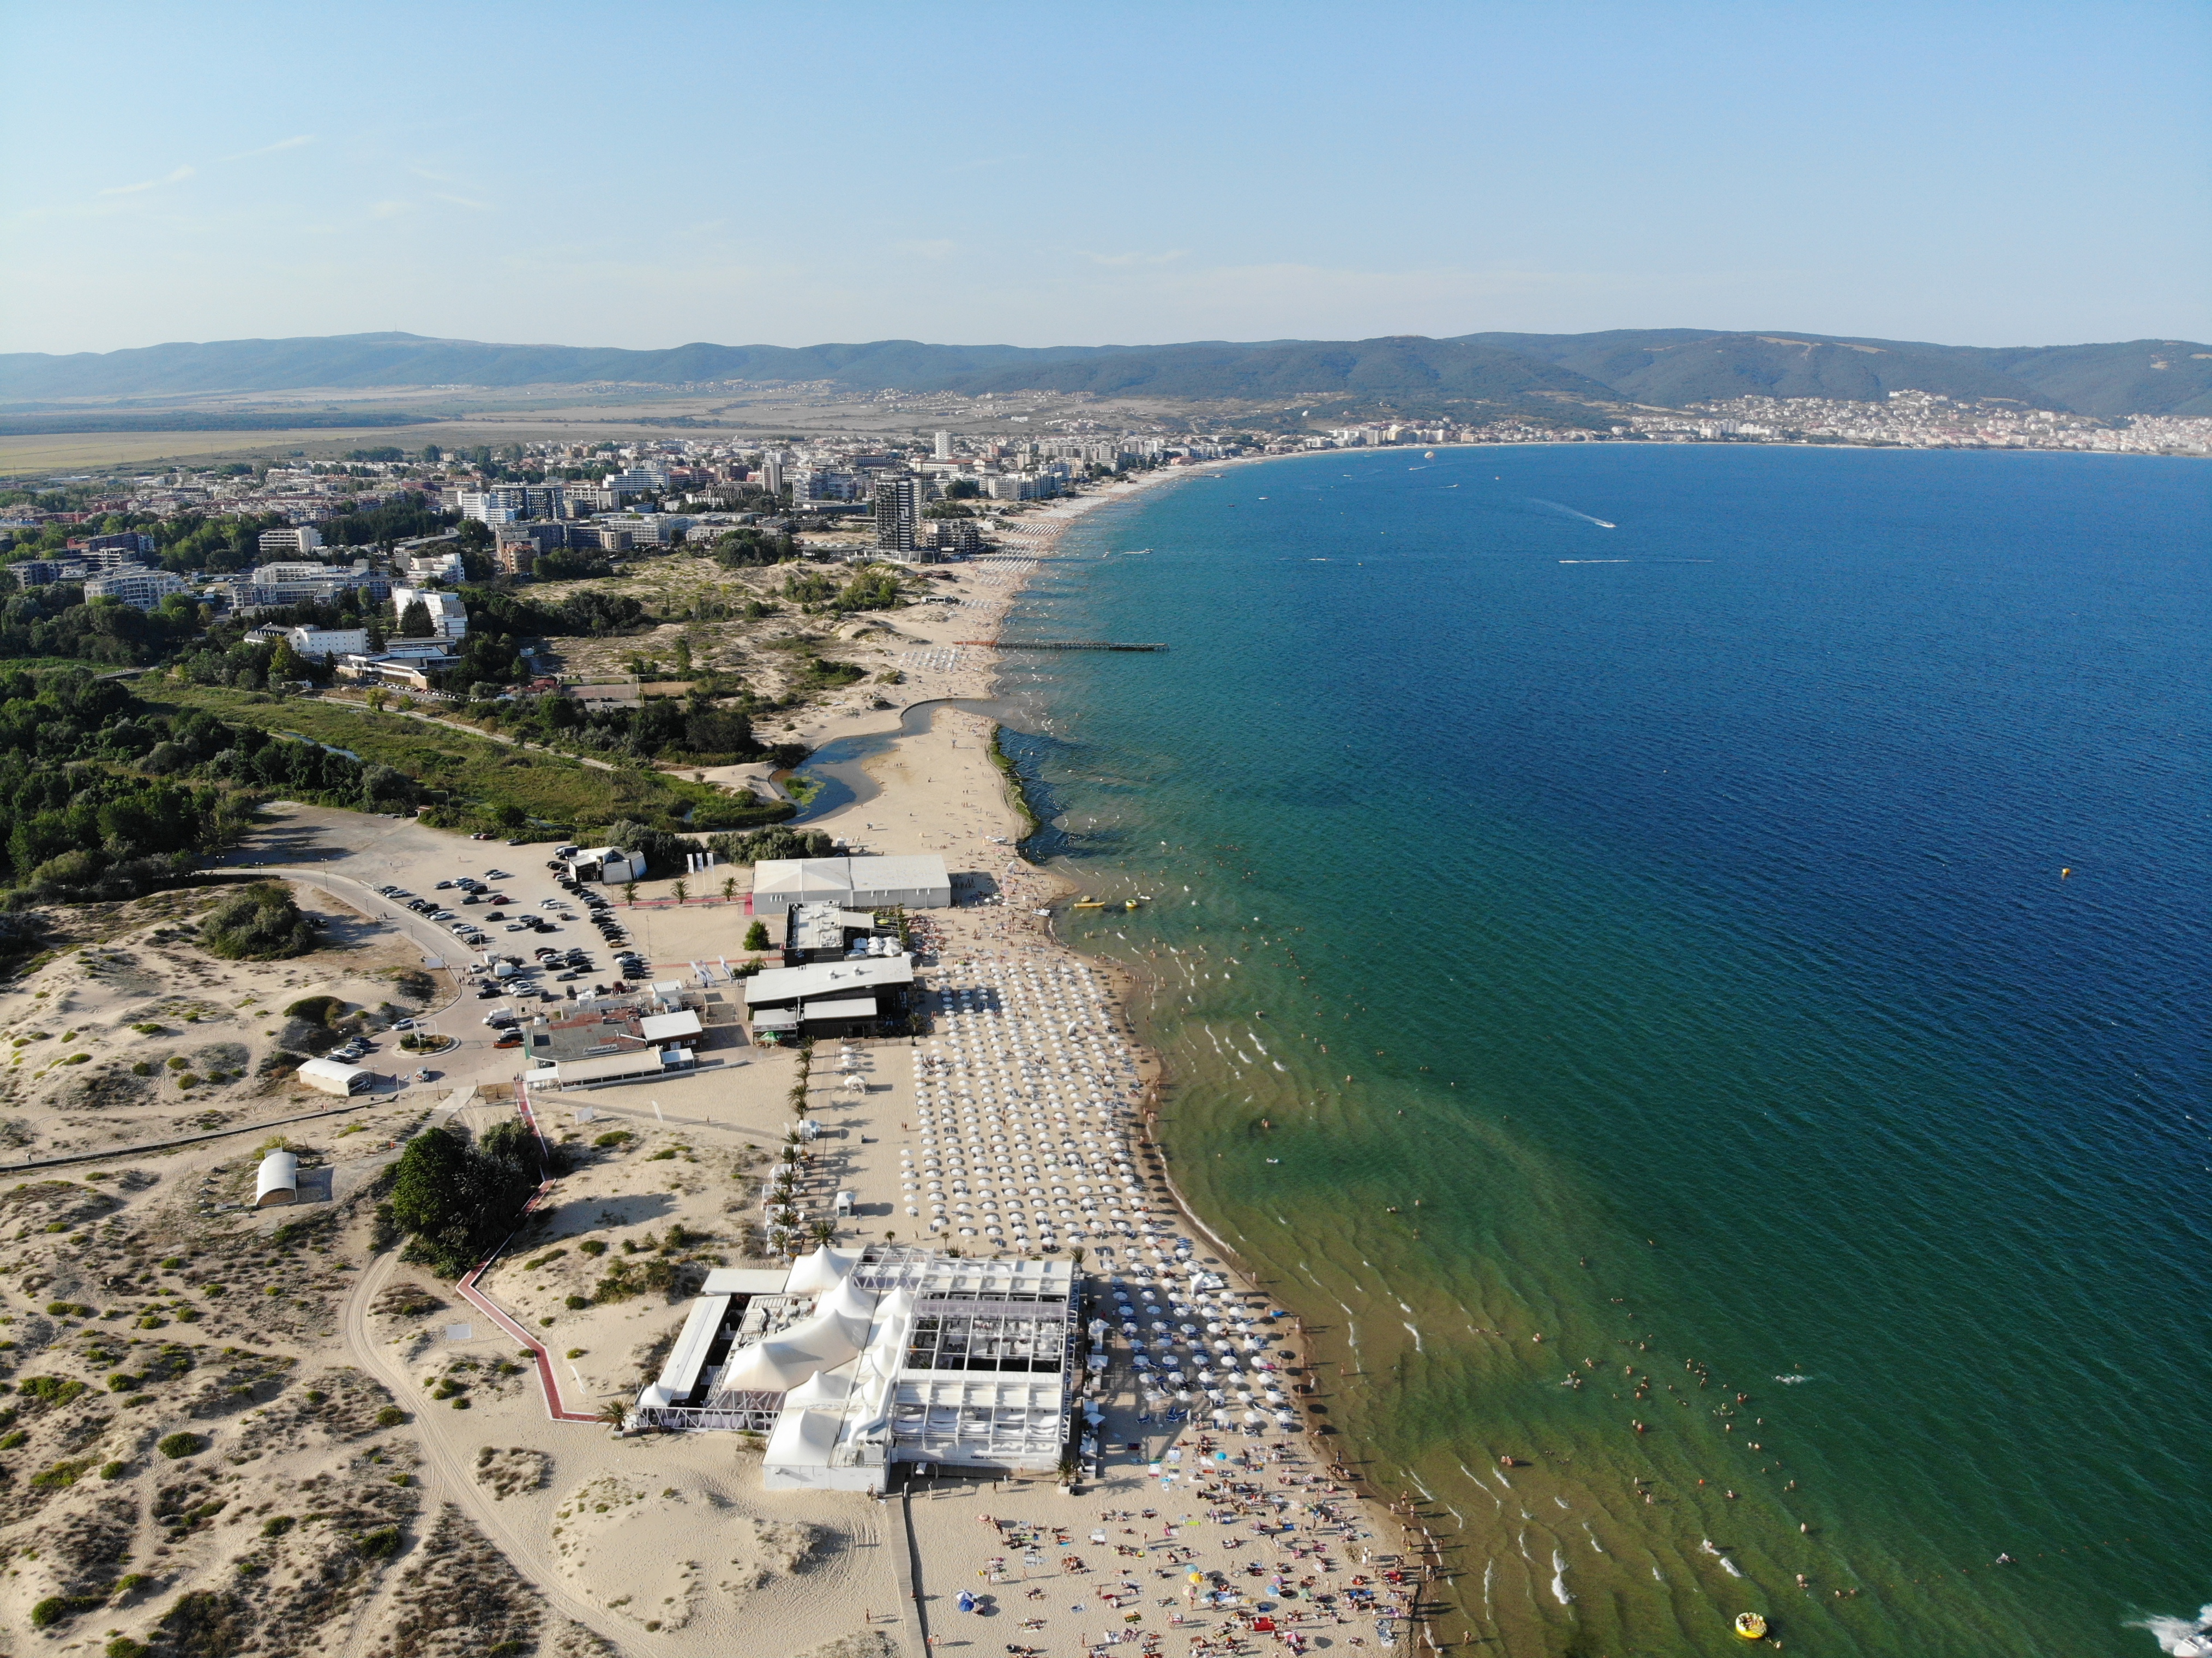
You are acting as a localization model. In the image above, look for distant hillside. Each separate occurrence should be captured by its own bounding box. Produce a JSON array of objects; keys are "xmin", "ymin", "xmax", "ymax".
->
[
  {"xmin": 2, "ymin": 328, "xmax": 2205, "ymax": 418},
  {"xmin": 1465, "ymin": 331, "xmax": 2212, "ymax": 418}
]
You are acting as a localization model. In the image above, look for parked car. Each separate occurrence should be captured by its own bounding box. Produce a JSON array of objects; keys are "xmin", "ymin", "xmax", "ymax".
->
[
  {"xmin": 494, "ymin": 1032, "xmax": 522, "ymax": 1049},
  {"xmin": 412, "ymin": 1068, "xmax": 437, "ymax": 1083}
]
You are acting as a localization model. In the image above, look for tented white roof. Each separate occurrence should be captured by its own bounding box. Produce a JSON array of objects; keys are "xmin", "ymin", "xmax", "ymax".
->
[
  {"xmin": 714, "ymin": 1282, "xmax": 873, "ymax": 1395},
  {"xmin": 786, "ymin": 1244, "xmax": 859, "ymax": 1294}
]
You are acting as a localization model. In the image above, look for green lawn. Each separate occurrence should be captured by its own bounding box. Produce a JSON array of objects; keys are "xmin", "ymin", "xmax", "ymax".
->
[{"xmin": 137, "ymin": 682, "xmax": 738, "ymax": 834}]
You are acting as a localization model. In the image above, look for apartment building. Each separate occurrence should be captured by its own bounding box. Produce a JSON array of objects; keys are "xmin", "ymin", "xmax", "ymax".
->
[
  {"xmin": 257, "ymin": 525, "xmax": 326, "ymax": 555},
  {"xmin": 82, "ymin": 567, "xmax": 188, "ymax": 610}
]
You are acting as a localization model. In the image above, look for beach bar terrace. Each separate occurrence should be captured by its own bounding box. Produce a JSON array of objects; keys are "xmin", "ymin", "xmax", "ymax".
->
[{"xmin": 630, "ymin": 1245, "xmax": 1075, "ymax": 1492}]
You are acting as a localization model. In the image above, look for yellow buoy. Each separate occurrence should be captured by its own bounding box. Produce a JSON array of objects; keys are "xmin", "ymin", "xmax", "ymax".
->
[{"xmin": 1734, "ymin": 1611, "xmax": 1769, "ymax": 1639}]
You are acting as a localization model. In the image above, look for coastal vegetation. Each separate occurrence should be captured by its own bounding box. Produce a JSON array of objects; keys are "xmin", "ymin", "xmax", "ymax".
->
[
  {"xmin": 988, "ymin": 727, "xmax": 1042, "ymax": 839},
  {"xmin": 136, "ymin": 681, "xmax": 790, "ymax": 839},
  {"xmin": 388, "ymin": 1122, "xmax": 543, "ymax": 1277},
  {"xmin": 199, "ymin": 882, "xmax": 317, "ymax": 960}
]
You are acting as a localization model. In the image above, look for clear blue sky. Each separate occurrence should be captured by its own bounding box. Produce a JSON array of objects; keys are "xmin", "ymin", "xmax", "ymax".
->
[{"xmin": 2, "ymin": 0, "xmax": 2205, "ymax": 355}]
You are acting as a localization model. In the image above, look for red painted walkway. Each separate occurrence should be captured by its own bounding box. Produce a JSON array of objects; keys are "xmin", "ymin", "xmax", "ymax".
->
[{"xmin": 453, "ymin": 1086, "xmax": 602, "ymax": 1424}]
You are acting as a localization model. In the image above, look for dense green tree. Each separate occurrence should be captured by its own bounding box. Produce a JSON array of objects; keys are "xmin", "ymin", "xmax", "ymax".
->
[{"xmin": 388, "ymin": 1123, "xmax": 544, "ymax": 1276}]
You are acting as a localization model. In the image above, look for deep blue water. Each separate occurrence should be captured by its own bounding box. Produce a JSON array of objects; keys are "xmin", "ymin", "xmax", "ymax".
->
[{"xmin": 991, "ymin": 444, "xmax": 2210, "ymax": 1656}]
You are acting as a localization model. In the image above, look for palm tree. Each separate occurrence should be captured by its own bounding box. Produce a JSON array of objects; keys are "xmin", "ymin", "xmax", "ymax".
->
[
  {"xmin": 622, "ymin": 881, "xmax": 638, "ymax": 904},
  {"xmin": 722, "ymin": 876, "xmax": 738, "ymax": 904},
  {"xmin": 596, "ymin": 1400, "xmax": 628, "ymax": 1427},
  {"xmin": 672, "ymin": 880, "xmax": 688, "ymax": 905},
  {"xmin": 807, "ymin": 1217, "xmax": 837, "ymax": 1246}
]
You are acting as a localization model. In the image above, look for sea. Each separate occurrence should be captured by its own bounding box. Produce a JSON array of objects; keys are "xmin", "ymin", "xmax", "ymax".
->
[{"xmin": 982, "ymin": 443, "xmax": 2210, "ymax": 1656}]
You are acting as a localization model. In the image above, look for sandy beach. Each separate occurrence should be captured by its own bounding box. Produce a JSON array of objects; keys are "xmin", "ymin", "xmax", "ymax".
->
[{"xmin": 0, "ymin": 464, "xmax": 1428, "ymax": 1658}]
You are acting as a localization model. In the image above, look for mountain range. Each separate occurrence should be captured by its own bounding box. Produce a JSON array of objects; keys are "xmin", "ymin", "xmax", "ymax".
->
[{"xmin": 2, "ymin": 329, "xmax": 2207, "ymax": 419}]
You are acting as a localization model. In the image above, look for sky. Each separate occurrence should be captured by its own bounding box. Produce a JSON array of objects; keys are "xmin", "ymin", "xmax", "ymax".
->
[{"xmin": 2, "ymin": 0, "xmax": 2207, "ymax": 356}]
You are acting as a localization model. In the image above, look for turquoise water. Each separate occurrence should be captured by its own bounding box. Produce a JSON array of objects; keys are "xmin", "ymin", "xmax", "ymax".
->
[{"xmin": 989, "ymin": 446, "xmax": 2210, "ymax": 1656}]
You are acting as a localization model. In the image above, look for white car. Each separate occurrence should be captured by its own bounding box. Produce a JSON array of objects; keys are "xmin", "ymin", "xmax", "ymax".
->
[{"xmin": 393, "ymin": 1019, "xmax": 416, "ymax": 1031}]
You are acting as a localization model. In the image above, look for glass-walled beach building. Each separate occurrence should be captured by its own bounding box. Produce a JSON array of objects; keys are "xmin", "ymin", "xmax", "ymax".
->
[{"xmin": 630, "ymin": 1245, "xmax": 1075, "ymax": 1492}]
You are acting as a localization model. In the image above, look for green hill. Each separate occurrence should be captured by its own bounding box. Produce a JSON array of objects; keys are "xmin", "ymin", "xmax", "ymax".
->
[{"xmin": 3, "ymin": 329, "xmax": 2204, "ymax": 418}]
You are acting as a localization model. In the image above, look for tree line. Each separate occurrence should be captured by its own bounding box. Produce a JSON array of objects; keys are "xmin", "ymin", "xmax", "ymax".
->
[{"xmin": 0, "ymin": 668, "xmax": 415, "ymax": 901}]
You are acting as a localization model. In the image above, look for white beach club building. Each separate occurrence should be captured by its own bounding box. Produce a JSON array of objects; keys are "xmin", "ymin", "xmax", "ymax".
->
[
  {"xmin": 748, "ymin": 855, "xmax": 951, "ymax": 916},
  {"xmin": 630, "ymin": 1245, "xmax": 1075, "ymax": 1492}
]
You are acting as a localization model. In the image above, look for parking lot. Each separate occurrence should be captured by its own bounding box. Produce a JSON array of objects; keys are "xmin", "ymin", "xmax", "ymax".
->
[{"xmin": 225, "ymin": 805, "xmax": 723, "ymax": 1092}]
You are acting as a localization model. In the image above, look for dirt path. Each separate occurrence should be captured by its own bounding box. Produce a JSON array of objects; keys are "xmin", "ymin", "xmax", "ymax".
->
[{"xmin": 338, "ymin": 1247, "xmax": 637, "ymax": 1655}]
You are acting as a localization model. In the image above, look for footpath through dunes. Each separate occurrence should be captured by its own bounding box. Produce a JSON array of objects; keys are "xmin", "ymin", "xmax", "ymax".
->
[{"xmin": 1006, "ymin": 442, "xmax": 2212, "ymax": 1657}]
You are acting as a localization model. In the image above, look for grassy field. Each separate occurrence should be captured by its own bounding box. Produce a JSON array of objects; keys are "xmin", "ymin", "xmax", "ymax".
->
[
  {"xmin": 137, "ymin": 681, "xmax": 738, "ymax": 834},
  {"xmin": 0, "ymin": 428, "xmax": 462, "ymax": 473}
]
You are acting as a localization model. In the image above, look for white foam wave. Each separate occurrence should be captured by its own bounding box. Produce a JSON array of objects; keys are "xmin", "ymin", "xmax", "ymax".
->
[
  {"xmin": 1402, "ymin": 1321, "xmax": 1423, "ymax": 1352},
  {"xmin": 2133, "ymin": 1602, "xmax": 2212, "ymax": 1656},
  {"xmin": 1720, "ymin": 1556, "xmax": 1745, "ymax": 1578},
  {"xmin": 1775, "ymin": 1373, "xmax": 1814, "ymax": 1384},
  {"xmin": 1552, "ymin": 1550, "xmax": 1573, "ymax": 1604}
]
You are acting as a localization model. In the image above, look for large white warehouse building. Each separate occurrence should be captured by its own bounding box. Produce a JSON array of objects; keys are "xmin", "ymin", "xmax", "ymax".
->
[{"xmin": 749, "ymin": 855, "xmax": 951, "ymax": 915}]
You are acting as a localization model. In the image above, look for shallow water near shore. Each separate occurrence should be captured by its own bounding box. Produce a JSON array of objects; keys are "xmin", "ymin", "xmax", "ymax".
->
[{"xmin": 990, "ymin": 445, "xmax": 2211, "ymax": 1656}]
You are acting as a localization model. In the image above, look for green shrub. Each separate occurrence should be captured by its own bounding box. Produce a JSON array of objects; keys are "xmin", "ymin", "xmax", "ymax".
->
[
  {"xmin": 157, "ymin": 1431, "xmax": 206, "ymax": 1459},
  {"xmin": 578, "ymin": 1238, "xmax": 608, "ymax": 1255},
  {"xmin": 261, "ymin": 1515, "xmax": 296, "ymax": 1537},
  {"xmin": 107, "ymin": 1638, "xmax": 151, "ymax": 1658},
  {"xmin": 355, "ymin": 1526, "xmax": 401, "ymax": 1559},
  {"xmin": 200, "ymin": 883, "xmax": 316, "ymax": 961},
  {"xmin": 374, "ymin": 1405, "xmax": 407, "ymax": 1428},
  {"xmin": 592, "ymin": 1130, "xmax": 633, "ymax": 1149},
  {"xmin": 19, "ymin": 1374, "xmax": 88, "ymax": 1404}
]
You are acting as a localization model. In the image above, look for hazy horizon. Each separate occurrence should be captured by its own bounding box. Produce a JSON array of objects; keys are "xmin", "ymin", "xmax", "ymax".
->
[{"xmin": 3, "ymin": 1, "xmax": 2206, "ymax": 356}]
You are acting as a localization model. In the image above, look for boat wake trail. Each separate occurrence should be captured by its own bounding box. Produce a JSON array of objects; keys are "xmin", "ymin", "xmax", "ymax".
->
[
  {"xmin": 2133, "ymin": 1600, "xmax": 2212, "ymax": 1656},
  {"xmin": 1530, "ymin": 497, "xmax": 1618, "ymax": 529}
]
